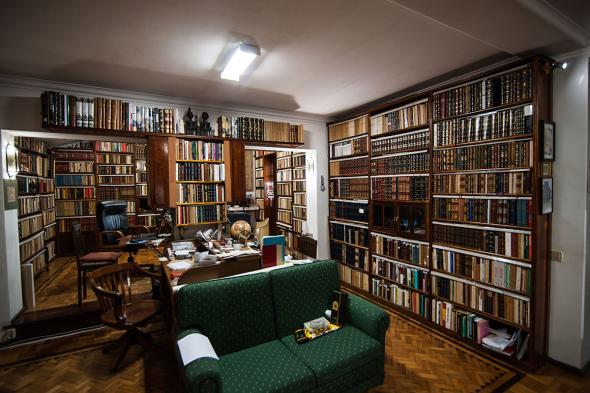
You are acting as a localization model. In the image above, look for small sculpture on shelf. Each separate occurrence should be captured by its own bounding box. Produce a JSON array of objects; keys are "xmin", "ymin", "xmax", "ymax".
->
[
  {"xmin": 199, "ymin": 112, "xmax": 212, "ymax": 136},
  {"xmin": 185, "ymin": 107, "xmax": 197, "ymax": 135}
]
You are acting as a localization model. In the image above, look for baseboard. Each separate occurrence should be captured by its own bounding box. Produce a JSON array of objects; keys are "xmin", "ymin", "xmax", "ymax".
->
[{"xmin": 548, "ymin": 357, "xmax": 590, "ymax": 375}]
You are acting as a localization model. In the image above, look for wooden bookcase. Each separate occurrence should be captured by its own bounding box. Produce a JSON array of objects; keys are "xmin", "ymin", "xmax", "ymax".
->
[
  {"xmin": 292, "ymin": 153, "xmax": 307, "ymax": 235},
  {"xmin": 255, "ymin": 153, "xmax": 265, "ymax": 220},
  {"xmin": 328, "ymin": 56, "xmax": 552, "ymax": 370},
  {"xmin": 15, "ymin": 137, "xmax": 54, "ymax": 277}
]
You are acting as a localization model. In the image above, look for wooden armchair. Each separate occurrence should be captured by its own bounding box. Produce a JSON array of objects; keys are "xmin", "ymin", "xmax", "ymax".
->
[{"xmin": 89, "ymin": 263, "xmax": 167, "ymax": 372}]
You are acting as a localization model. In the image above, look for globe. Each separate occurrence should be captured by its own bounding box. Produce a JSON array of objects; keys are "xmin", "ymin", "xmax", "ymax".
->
[{"xmin": 230, "ymin": 220, "xmax": 252, "ymax": 239}]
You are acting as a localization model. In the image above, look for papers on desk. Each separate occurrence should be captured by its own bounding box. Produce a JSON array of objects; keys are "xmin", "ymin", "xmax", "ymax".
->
[
  {"xmin": 172, "ymin": 241, "xmax": 194, "ymax": 251},
  {"xmin": 167, "ymin": 260, "xmax": 192, "ymax": 271},
  {"xmin": 218, "ymin": 248, "xmax": 259, "ymax": 259}
]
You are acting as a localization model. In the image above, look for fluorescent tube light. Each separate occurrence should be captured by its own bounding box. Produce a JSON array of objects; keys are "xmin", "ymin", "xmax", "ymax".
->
[{"xmin": 221, "ymin": 42, "xmax": 260, "ymax": 81}]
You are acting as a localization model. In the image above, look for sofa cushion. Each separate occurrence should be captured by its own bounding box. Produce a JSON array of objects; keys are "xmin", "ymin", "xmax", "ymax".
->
[
  {"xmin": 269, "ymin": 260, "xmax": 340, "ymax": 337},
  {"xmin": 281, "ymin": 325, "xmax": 382, "ymax": 385},
  {"xmin": 219, "ymin": 339, "xmax": 315, "ymax": 393},
  {"xmin": 176, "ymin": 272, "xmax": 276, "ymax": 356}
]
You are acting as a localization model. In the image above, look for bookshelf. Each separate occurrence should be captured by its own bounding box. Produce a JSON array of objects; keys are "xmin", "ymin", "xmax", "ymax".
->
[
  {"xmin": 276, "ymin": 151, "xmax": 293, "ymax": 249},
  {"xmin": 255, "ymin": 153, "xmax": 265, "ymax": 220},
  {"xmin": 175, "ymin": 138, "xmax": 226, "ymax": 226},
  {"xmin": 53, "ymin": 145, "xmax": 97, "ymax": 254},
  {"xmin": 328, "ymin": 57, "xmax": 551, "ymax": 369},
  {"xmin": 292, "ymin": 153, "xmax": 307, "ymax": 234},
  {"xmin": 15, "ymin": 137, "xmax": 53, "ymax": 277}
]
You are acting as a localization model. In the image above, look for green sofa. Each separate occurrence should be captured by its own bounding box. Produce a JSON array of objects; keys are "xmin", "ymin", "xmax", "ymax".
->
[{"xmin": 175, "ymin": 260, "xmax": 390, "ymax": 393}]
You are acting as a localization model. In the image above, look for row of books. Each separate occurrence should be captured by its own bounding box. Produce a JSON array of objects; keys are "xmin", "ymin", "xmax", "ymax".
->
[
  {"xmin": 55, "ymin": 174, "xmax": 95, "ymax": 186},
  {"xmin": 40, "ymin": 194, "xmax": 55, "ymax": 210},
  {"xmin": 19, "ymin": 232, "xmax": 44, "ymax": 263},
  {"xmin": 328, "ymin": 116, "xmax": 368, "ymax": 142},
  {"xmin": 294, "ymin": 193, "xmax": 306, "ymax": 206},
  {"xmin": 293, "ymin": 181, "xmax": 306, "ymax": 192},
  {"xmin": 340, "ymin": 265, "xmax": 370, "ymax": 292},
  {"xmin": 178, "ymin": 140, "xmax": 224, "ymax": 161},
  {"xmin": 433, "ymin": 105, "xmax": 532, "ymax": 147},
  {"xmin": 45, "ymin": 223, "xmax": 57, "ymax": 241},
  {"xmin": 28, "ymin": 251, "xmax": 47, "ymax": 276},
  {"xmin": 432, "ymin": 248, "xmax": 531, "ymax": 293},
  {"xmin": 42, "ymin": 210, "xmax": 56, "ymax": 226},
  {"xmin": 97, "ymin": 166, "xmax": 133, "ymax": 175},
  {"xmin": 432, "ymin": 67, "xmax": 532, "ymax": 120},
  {"xmin": 330, "ymin": 222, "xmax": 369, "ymax": 247},
  {"xmin": 136, "ymin": 173, "xmax": 148, "ymax": 183},
  {"xmin": 293, "ymin": 154, "xmax": 306, "ymax": 167},
  {"xmin": 17, "ymin": 176, "xmax": 54, "ymax": 195},
  {"xmin": 42, "ymin": 91, "xmax": 179, "ymax": 133},
  {"xmin": 432, "ymin": 171, "xmax": 532, "ymax": 195},
  {"xmin": 276, "ymin": 155, "xmax": 292, "ymax": 169},
  {"xmin": 57, "ymin": 217, "xmax": 96, "ymax": 232},
  {"xmin": 278, "ymin": 228, "xmax": 294, "ymax": 249},
  {"xmin": 46, "ymin": 241, "xmax": 56, "ymax": 262},
  {"xmin": 97, "ymin": 186, "xmax": 135, "ymax": 200},
  {"xmin": 278, "ymin": 197, "xmax": 292, "ymax": 210},
  {"xmin": 55, "ymin": 201, "xmax": 96, "ymax": 217},
  {"xmin": 255, "ymin": 189, "xmax": 264, "ymax": 199},
  {"xmin": 18, "ymin": 152, "xmax": 49, "ymax": 177},
  {"xmin": 432, "ymin": 140, "xmax": 532, "ymax": 172},
  {"xmin": 329, "ymin": 201, "xmax": 369, "ymax": 222},
  {"xmin": 18, "ymin": 196, "xmax": 40, "ymax": 217},
  {"xmin": 433, "ymin": 198, "xmax": 532, "ymax": 227},
  {"xmin": 54, "ymin": 161, "xmax": 94, "ymax": 173},
  {"xmin": 137, "ymin": 214, "xmax": 159, "ymax": 227},
  {"xmin": 176, "ymin": 162, "xmax": 225, "ymax": 182},
  {"xmin": 371, "ymin": 101, "xmax": 428, "ymax": 136},
  {"xmin": 433, "ymin": 225, "xmax": 532, "ymax": 260},
  {"xmin": 95, "ymin": 142, "xmax": 134, "ymax": 153},
  {"xmin": 18, "ymin": 214, "xmax": 43, "ymax": 239},
  {"xmin": 371, "ymin": 152, "xmax": 429, "ymax": 175},
  {"xmin": 14, "ymin": 137, "xmax": 47, "ymax": 154},
  {"xmin": 135, "ymin": 144, "xmax": 147, "ymax": 160},
  {"xmin": 431, "ymin": 301, "xmax": 490, "ymax": 344},
  {"xmin": 293, "ymin": 168, "xmax": 305, "ymax": 180},
  {"xmin": 371, "ymin": 176, "xmax": 429, "ymax": 201},
  {"xmin": 372, "ymin": 256, "xmax": 428, "ymax": 292},
  {"xmin": 370, "ymin": 234, "xmax": 429, "ymax": 266},
  {"xmin": 218, "ymin": 118, "xmax": 302, "ymax": 143},
  {"xmin": 293, "ymin": 207, "xmax": 307, "ymax": 220},
  {"xmin": 372, "ymin": 279, "xmax": 430, "ymax": 318},
  {"xmin": 329, "ymin": 178, "xmax": 369, "ymax": 200},
  {"xmin": 371, "ymin": 130, "xmax": 429, "ymax": 156},
  {"xmin": 137, "ymin": 184, "xmax": 148, "ymax": 196},
  {"xmin": 277, "ymin": 169, "xmax": 292, "ymax": 182},
  {"xmin": 331, "ymin": 242, "xmax": 369, "ymax": 271},
  {"xmin": 176, "ymin": 204, "xmax": 224, "ymax": 225},
  {"xmin": 52, "ymin": 150, "xmax": 94, "ymax": 161},
  {"xmin": 330, "ymin": 136, "xmax": 368, "ymax": 158},
  {"xmin": 278, "ymin": 210, "xmax": 293, "ymax": 224},
  {"xmin": 277, "ymin": 183, "xmax": 292, "ymax": 196},
  {"xmin": 176, "ymin": 184, "xmax": 225, "ymax": 203},
  {"xmin": 431, "ymin": 275, "xmax": 529, "ymax": 327},
  {"xmin": 97, "ymin": 175, "xmax": 135, "ymax": 185},
  {"xmin": 96, "ymin": 153, "xmax": 133, "ymax": 164},
  {"xmin": 330, "ymin": 157, "xmax": 369, "ymax": 177},
  {"xmin": 293, "ymin": 219, "xmax": 304, "ymax": 234}
]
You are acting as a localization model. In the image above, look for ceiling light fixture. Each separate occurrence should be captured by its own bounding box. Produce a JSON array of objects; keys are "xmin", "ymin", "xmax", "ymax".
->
[{"xmin": 221, "ymin": 42, "xmax": 260, "ymax": 81}]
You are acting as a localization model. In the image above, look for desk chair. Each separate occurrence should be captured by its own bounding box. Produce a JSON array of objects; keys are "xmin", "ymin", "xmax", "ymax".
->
[
  {"xmin": 72, "ymin": 223, "xmax": 121, "ymax": 305},
  {"xmin": 97, "ymin": 200, "xmax": 150, "ymax": 250},
  {"xmin": 90, "ymin": 263, "xmax": 166, "ymax": 372},
  {"xmin": 261, "ymin": 235, "xmax": 286, "ymax": 268}
]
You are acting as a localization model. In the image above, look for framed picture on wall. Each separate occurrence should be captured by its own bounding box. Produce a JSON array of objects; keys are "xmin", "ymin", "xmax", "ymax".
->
[
  {"xmin": 541, "ymin": 177, "xmax": 553, "ymax": 214},
  {"xmin": 542, "ymin": 121, "xmax": 555, "ymax": 161},
  {"xmin": 541, "ymin": 162, "xmax": 552, "ymax": 177}
]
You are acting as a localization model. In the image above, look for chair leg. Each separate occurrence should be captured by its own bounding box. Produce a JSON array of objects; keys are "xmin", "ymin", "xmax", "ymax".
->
[
  {"xmin": 112, "ymin": 335, "xmax": 133, "ymax": 373},
  {"xmin": 77, "ymin": 268, "xmax": 82, "ymax": 306},
  {"xmin": 83, "ymin": 271, "xmax": 87, "ymax": 299}
]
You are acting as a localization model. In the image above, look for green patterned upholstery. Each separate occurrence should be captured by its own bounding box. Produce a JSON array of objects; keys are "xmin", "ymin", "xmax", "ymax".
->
[
  {"xmin": 176, "ymin": 273, "xmax": 276, "ymax": 356},
  {"xmin": 346, "ymin": 293, "xmax": 390, "ymax": 345},
  {"xmin": 175, "ymin": 260, "xmax": 389, "ymax": 393},
  {"xmin": 281, "ymin": 325, "xmax": 382, "ymax": 385},
  {"xmin": 269, "ymin": 260, "xmax": 340, "ymax": 337},
  {"xmin": 218, "ymin": 339, "xmax": 316, "ymax": 393}
]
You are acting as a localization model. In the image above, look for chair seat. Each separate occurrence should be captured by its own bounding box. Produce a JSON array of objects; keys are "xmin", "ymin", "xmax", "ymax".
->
[
  {"xmin": 80, "ymin": 251, "xmax": 121, "ymax": 263},
  {"xmin": 102, "ymin": 299, "xmax": 162, "ymax": 327},
  {"xmin": 281, "ymin": 325, "xmax": 382, "ymax": 385}
]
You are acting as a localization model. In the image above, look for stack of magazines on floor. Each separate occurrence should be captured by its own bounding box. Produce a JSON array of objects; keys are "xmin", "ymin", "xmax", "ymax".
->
[{"xmin": 481, "ymin": 327, "xmax": 529, "ymax": 360}]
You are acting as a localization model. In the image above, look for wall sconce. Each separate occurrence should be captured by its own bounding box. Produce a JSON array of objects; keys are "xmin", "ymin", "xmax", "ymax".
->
[{"xmin": 5, "ymin": 143, "xmax": 18, "ymax": 178}]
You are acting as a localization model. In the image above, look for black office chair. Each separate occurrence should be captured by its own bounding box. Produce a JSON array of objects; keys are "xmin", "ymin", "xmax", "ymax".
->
[{"xmin": 97, "ymin": 200, "xmax": 150, "ymax": 250}]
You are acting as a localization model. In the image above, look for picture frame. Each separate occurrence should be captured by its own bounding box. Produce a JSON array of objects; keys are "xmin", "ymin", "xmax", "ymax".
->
[
  {"xmin": 542, "ymin": 121, "xmax": 555, "ymax": 161},
  {"xmin": 541, "ymin": 177, "xmax": 553, "ymax": 214},
  {"xmin": 541, "ymin": 162, "xmax": 552, "ymax": 177}
]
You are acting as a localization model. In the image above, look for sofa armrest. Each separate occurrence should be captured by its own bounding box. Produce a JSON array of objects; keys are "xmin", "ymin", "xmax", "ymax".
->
[
  {"xmin": 177, "ymin": 329, "xmax": 221, "ymax": 393},
  {"xmin": 346, "ymin": 294, "xmax": 390, "ymax": 345}
]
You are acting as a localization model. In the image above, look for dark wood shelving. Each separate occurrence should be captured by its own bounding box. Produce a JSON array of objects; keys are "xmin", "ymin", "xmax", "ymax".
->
[
  {"xmin": 329, "ymin": 238, "xmax": 369, "ymax": 250},
  {"xmin": 370, "ymin": 123, "xmax": 430, "ymax": 139}
]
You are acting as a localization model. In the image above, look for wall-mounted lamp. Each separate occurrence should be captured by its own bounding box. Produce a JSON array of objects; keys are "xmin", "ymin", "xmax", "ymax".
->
[
  {"xmin": 221, "ymin": 42, "xmax": 261, "ymax": 81},
  {"xmin": 552, "ymin": 61, "xmax": 567, "ymax": 70},
  {"xmin": 5, "ymin": 143, "xmax": 18, "ymax": 178}
]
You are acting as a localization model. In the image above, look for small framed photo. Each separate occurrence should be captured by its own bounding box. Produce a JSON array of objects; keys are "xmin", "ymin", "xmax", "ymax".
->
[
  {"xmin": 542, "ymin": 121, "xmax": 555, "ymax": 161},
  {"xmin": 541, "ymin": 177, "xmax": 553, "ymax": 214},
  {"xmin": 541, "ymin": 162, "xmax": 552, "ymax": 177}
]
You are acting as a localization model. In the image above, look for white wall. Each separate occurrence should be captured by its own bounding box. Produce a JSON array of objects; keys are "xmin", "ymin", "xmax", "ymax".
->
[
  {"xmin": 549, "ymin": 48, "xmax": 590, "ymax": 369},
  {"xmin": 0, "ymin": 75, "xmax": 329, "ymax": 326}
]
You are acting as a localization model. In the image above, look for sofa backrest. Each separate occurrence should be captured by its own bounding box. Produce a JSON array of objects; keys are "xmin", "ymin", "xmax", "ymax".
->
[
  {"xmin": 176, "ymin": 272, "xmax": 276, "ymax": 356},
  {"xmin": 269, "ymin": 260, "xmax": 340, "ymax": 337}
]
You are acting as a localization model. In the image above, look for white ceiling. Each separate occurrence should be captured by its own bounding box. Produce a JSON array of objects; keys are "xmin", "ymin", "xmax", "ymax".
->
[{"xmin": 0, "ymin": 0, "xmax": 588, "ymax": 116}]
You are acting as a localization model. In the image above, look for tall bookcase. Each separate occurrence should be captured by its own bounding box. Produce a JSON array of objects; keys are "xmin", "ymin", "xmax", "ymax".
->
[
  {"xmin": 292, "ymin": 153, "xmax": 307, "ymax": 235},
  {"xmin": 175, "ymin": 138, "xmax": 226, "ymax": 226},
  {"xmin": 255, "ymin": 153, "xmax": 265, "ymax": 220},
  {"xmin": 15, "ymin": 137, "xmax": 54, "ymax": 277},
  {"xmin": 276, "ymin": 151, "xmax": 294, "ymax": 249},
  {"xmin": 328, "ymin": 57, "xmax": 551, "ymax": 369}
]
